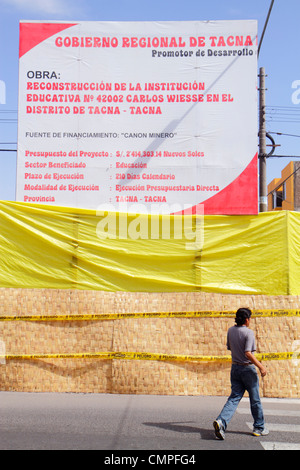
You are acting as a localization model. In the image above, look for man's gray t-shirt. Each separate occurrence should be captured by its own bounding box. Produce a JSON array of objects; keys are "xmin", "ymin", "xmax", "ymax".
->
[{"xmin": 227, "ymin": 325, "xmax": 256, "ymax": 364}]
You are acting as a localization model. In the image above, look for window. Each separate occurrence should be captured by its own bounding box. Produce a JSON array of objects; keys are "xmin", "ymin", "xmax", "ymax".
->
[{"xmin": 272, "ymin": 188, "xmax": 283, "ymax": 209}]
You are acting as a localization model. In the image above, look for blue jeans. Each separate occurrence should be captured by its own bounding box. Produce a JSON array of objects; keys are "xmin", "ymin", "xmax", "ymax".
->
[{"xmin": 217, "ymin": 364, "xmax": 265, "ymax": 431}]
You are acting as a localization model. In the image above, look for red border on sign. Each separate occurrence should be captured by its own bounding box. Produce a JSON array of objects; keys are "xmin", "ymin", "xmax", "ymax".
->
[
  {"xmin": 175, "ymin": 153, "xmax": 258, "ymax": 215},
  {"xmin": 19, "ymin": 22, "xmax": 77, "ymax": 58}
]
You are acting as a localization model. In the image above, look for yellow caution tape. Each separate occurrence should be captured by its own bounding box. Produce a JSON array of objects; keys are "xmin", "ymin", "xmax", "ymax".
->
[
  {"xmin": 256, "ymin": 352, "xmax": 300, "ymax": 361},
  {"xmin": 0, "ymin": 309, "xmax": 299, "ymax": 322},
  {"xmin": 1, "ymin": 351, "xmax": 299, "ymax": 362}
]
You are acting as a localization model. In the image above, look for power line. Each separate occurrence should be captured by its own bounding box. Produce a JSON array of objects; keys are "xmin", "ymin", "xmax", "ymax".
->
[
  {"xmin": 266, "ymin": 105, "xmax": 300, "ymax": 110},
  {"xmin": 267, "ymin": 112, "xmax": 300, "ymax": 116},
  {"xmin": 268, "ymin": 155, "xmax": 300, "ymax": 159},
  {"xmin": 267, "ymin": 118, "xmax": 300, "ymax": 123},
  {"xmin": 266, "ymin": 111, "xmax": 300, "ymax": 122},
  {"xmin": 268, "ymin": 132, "xmax": 300, "ymax": 138},
  {"xmin": 258, "ymin": 0, "xmax": 275, "ymax": 57},
  {"xmin": 265, "ymin": 107, "xmax": 300, "ymax": 122},
  {"xmin": 0, "ymin": 110, "xmax": 18, "ymax": 124}
]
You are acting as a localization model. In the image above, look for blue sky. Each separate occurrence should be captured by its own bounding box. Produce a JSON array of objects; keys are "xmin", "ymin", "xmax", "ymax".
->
[{"xmin": 1, "ymin": 0, "xmax": 300, "ymax": 203}]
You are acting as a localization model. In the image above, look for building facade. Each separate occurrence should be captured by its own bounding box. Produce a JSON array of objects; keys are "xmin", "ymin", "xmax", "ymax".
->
[{"xmin": 268, "ymin": 161, "xmax": 300, "ymax": 211}]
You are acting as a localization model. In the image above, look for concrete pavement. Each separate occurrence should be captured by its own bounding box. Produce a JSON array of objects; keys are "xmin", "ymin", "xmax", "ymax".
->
[{"xmin": 0, "ymin": 392, "xmax": 299, "ymax": 451}]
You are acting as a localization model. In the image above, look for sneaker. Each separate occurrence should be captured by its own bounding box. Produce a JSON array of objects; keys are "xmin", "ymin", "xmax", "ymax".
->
[
  {"xmin": 252, "ymin": 428, "xmax": 269, "ymax": 437},
  {"xmin": 213, "ymin": 419, "xmax": 225, "ymax": 440}
]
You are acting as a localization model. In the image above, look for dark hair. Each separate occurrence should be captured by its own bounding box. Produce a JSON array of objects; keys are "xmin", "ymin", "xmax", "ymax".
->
[{"xmin": 235, "ymin": 307, "xmax": 252, "ymax": 326}]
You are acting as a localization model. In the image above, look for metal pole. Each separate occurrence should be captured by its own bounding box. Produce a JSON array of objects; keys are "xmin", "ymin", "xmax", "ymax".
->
[{"xmin": 259, "ymin": 67, "xmax": 267, "ymax": 212}]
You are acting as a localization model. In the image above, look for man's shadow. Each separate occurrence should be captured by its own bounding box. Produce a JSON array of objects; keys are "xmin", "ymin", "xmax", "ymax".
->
[
  {"xmin": 143, "ymin": 421, "xmax": 250, "ymax": 440},
  {"xmin": 143, "ymin": 421, "xmax": 214, "ymax": 440}
]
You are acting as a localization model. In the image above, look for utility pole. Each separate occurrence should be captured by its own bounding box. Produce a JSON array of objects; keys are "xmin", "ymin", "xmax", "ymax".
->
[
  {"xmin": 257, "ymin": 1, "xmax": 275, "ymax": 212},
  {"xmin": 259, "ymin": 67, "xmax": 267, "ymax": 212}
]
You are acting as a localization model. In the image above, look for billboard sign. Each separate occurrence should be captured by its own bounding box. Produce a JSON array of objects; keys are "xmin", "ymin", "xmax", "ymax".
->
[{"xmin": 17, "ymin": 20, "xmax": 258, "ymax": 214}]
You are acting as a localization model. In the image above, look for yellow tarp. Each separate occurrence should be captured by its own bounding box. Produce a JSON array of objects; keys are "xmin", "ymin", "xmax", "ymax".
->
[{"xmin": 0, "ymin": 201, "xmax": 299, "ymax": 295}]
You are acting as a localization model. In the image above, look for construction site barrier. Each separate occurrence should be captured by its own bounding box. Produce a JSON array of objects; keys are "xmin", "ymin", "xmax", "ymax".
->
[
  {"xmin": 1, "ymin": 310, "xmax": 298, "ymax": 366},
  {"xmin": 1, "ymin": 351, "xmax": 299, "ymax": 362},
  {"xmin": 1, "ymin": 203, "xmax": 300, "ymax": 295},
  {"xmin": 0, "ymin": 309, "xmax": 299, "ymax": 322}
]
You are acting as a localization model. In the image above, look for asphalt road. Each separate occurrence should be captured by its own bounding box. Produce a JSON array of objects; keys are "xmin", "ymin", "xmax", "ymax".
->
[{"xmin": 0, "ymin": 392, "xmax": 299, "ymax": 451}]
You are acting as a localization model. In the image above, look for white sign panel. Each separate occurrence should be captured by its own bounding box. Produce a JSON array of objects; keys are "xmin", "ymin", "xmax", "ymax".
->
[{"xmin": 17, "ymin": 20, "xmax": 258, "ymax": 214}]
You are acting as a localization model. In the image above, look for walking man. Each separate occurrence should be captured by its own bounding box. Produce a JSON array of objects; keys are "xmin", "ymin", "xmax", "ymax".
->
[{"xmin": 213, "ymin": 307, "xmax": 269, "ymax": 440}]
